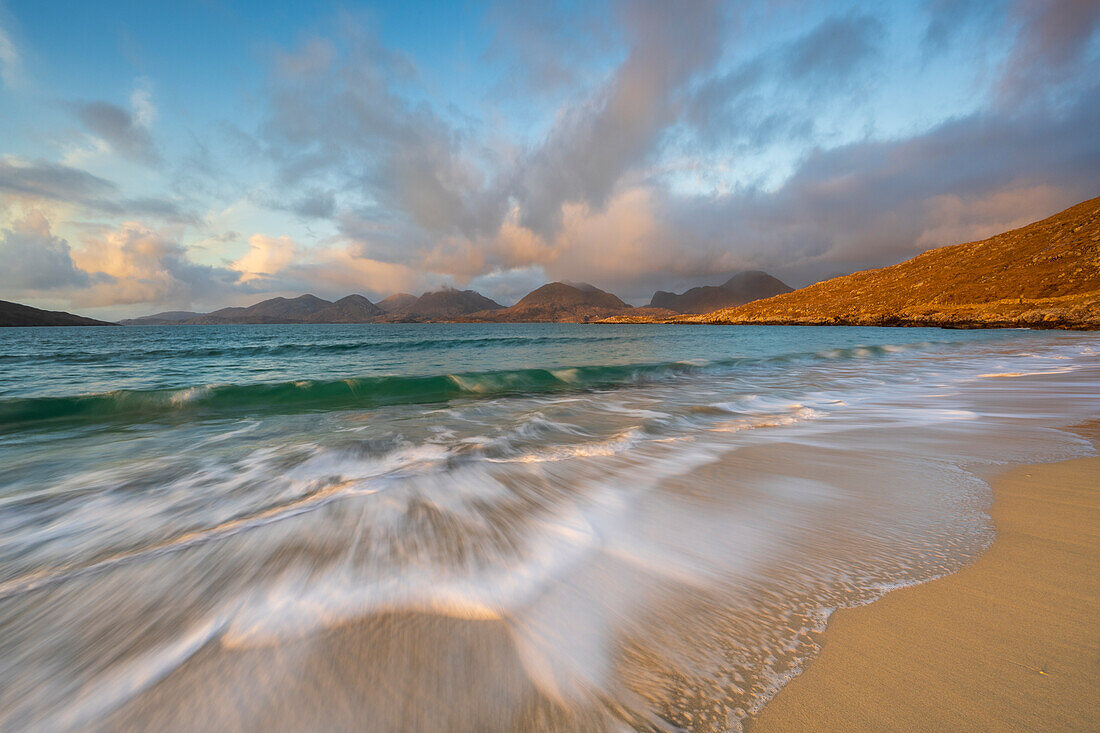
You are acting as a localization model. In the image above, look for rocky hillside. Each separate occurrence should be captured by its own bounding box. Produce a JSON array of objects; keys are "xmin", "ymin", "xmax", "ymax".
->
[
  {"xmin": 606, "ymin": 196, "xmax": 1100, "ymax": 329},
  {"xmin": 0, "ymin": 300, "xmax": 112, "ymax": 327},
  {"xmin": 649, "ymin": 271, "xmax": 792, "ymax": 313}
]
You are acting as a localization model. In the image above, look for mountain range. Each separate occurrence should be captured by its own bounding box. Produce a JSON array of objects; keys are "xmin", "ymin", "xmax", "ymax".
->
[
  {"xmin": 124, "ymin": 294, "xmax": 383, "ymax": 325},
  {"xmin": 117, "ymin": 280, "xmax": 710, "ymax": 325}
]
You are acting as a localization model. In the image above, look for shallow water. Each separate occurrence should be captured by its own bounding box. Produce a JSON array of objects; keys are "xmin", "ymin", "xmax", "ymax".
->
[{"xmin": 1, "ymin": 324, "xmax": 1097, "ymax": 731}]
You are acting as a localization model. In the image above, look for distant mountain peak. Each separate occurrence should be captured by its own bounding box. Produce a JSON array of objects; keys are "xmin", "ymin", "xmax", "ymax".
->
[
  {"xmin": 398, "ymin": 289, "xmax": 503, "ymax": 319},
  {"xmin": 648, "ymin": 270, "xmax": 792, "ymax": 313}
]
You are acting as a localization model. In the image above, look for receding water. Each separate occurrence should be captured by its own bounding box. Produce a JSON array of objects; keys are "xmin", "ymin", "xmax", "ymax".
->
[{"xmin": 1, "ymin": 324, "xmax": 1097, "ymax": 731}]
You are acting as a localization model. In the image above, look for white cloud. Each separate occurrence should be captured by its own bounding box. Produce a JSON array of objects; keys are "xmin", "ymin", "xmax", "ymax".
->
[{"xmin": 130, "ymin": 78, "xmax": 156, "ymax": 127}]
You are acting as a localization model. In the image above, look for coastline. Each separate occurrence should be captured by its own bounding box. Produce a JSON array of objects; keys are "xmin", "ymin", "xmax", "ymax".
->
[{"xmin": 751, "ymin": 421, "xmax": 1100, "ymax": 731}]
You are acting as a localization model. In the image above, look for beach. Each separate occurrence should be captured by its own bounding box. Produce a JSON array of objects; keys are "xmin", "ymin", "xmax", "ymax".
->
[
  {"xmin": 754, "ymin": 422, "xmax": 1100, "ymax": 731},
  {"xmin": 1, "ymin": 325, "xmax": 1097, "ymax": 730}
]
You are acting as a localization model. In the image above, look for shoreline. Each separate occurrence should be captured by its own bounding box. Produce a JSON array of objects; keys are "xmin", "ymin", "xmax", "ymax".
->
[{"xmin": 750, "ymin": 421, "xmax": 1100, "ymax": 731}]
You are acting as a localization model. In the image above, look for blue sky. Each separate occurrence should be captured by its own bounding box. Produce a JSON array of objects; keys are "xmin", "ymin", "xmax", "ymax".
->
[{"xmin": 0, "ymin": 0, "xmax": 1097, "ymax": 318}]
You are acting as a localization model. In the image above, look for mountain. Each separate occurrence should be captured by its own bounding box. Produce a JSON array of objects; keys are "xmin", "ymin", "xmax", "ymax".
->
[
  {"xmin": 607, "ymin": 196, "xmax": 1099, "ymax": 329},
  {"xmin": 183, "ymin": 294, "xmax": 384, "ymax": 324},
  {"xmin": 377, "ymin": 293, "xmax": 418, "ymax": 313},
  {"xmin": 465, "ymin": 282, "xmax": 639, "ymax": 322},
  {"xmin": 0, "ymin": 300, "xmax": 112, "ymax": 327},
  {"xmin": 386, "ymin": 289, "xmax": 503, "ymax": 321},
  {"xmin": 649, "ymin": 271, "xmax": 792, "ymax": 313},
  {"xmin": 305, "ymin": 294, "xmax": 384, "ymax": 322},
  {"xmin": 119, "ymin": 311, "xmax": 202, "ymax": 325},
  {"xmin": 187, "ymin": 294, "xmax": 332, "ymax": 324}
]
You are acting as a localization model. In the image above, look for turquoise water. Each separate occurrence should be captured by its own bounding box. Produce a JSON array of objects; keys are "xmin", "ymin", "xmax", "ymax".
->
[
  {"xmin": 1, "ymin": 324, "xmax": 1097, "ymax": 730},
  {"xmin": 0, "ymin": 323, "xmax": 1018, "ymax": 425}
]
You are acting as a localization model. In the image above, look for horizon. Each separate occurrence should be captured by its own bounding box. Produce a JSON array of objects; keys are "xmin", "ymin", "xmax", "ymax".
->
[{"xmin": 1, "ymin": 1, "xmax": 1098, "ymax": 320}]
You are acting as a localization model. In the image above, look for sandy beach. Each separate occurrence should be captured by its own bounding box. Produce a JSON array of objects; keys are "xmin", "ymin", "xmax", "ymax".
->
[
  {"xmin": 4, "ymin": 328, "xmax": 1097, "ymax": 730},
  {"xmin": 753, "ymin": 422, "xmax": 1100, "ymax": 731}
]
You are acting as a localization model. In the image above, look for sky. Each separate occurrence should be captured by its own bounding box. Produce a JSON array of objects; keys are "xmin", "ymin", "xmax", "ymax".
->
[{"xmin": 0, "ymin": 0, "xmax": 1097, "ymax": 319}]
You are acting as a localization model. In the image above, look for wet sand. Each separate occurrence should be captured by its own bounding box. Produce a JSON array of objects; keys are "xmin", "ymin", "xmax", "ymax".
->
[{"xmin": 753, "ymin": 422, "xmax": 1100, "ymax": 731}]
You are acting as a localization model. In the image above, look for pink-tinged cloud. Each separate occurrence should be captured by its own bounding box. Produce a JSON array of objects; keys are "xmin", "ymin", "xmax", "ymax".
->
[{"xmin": 232, "ymin": 234, "xmax": 298, "ymax": 281}]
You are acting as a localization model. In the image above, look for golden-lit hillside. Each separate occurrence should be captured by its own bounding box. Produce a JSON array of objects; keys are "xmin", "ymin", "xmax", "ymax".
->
[{"xmin": 606, "ymin": 196, "xmax": 1100, "ymax": 329}]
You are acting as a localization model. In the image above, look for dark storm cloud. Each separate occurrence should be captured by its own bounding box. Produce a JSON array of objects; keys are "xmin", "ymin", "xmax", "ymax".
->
[{"xmin": 75, "ymin": 101, "xmax": 160, "ymax": 165}]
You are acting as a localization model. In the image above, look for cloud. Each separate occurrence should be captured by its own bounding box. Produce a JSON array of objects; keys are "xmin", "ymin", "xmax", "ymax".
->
[
  {"xmin": 0, "ymin": 158, "xmax": 116, "ymax": 202},
  {"xmin": 999, "ymin": 0, "xmax": 1100, "ymax": 103},
  {"xmin": 0, "ymin": 211, "xmax": 90, "ymax": 291},
  {"xmin": 783, "ymin": 13, "xmax": 883, "ymax": 86},
  {"xmin": 666, "ymin": 84, "xmax": 1100, "ymax": 284},
  {"xmin": 76, "ymin": 99, "xmax": 159, "ymax": 165},
  {"xmin": 913, "ymin": 183, "xmax": 1071, "ymax": 249},
  {"xmin": 687, "ymin": 12, "xmax": 883, "ymax": 153},
  {"xmin": 69, "ymin": 221, "xmax": 243, "ymax": 307},
  {"xmin": 512, "ymin": 0, "xmax": 727, "ymax": 235},
  {"xmin": 289, "ymin": 189, "xmax": 336, "ymax": 219},
  {"xmin": 921, "ymin": 0, "xmax": 1003, "ymax": 58},
  {"xmin": 291, "ymin": 245, "xmax": 426, "ymax": 296},
  {"xmin": 257, "ymin": 1, "xmax": 729, "ymax": 246},
  {"xmin": 258, "ymin": 25, "xmax": 507, "ymax": 244},
  {"xmin": 239, "ymin": 1, "xmax": 1098, "ymax": 303},
  {"xmin": 0, "ymin": 158, "xmax": 194, "ymax": 222},
  {"xmin": 482, "ymin": 0, "xmax": 615, "ymax": 98},
  {"xmin": 232, "ymin": 234, "xmax": 298, "ymax": 281}
]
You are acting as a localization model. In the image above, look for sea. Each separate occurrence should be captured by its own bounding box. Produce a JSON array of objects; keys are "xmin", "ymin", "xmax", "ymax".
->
[{"xmin": 1, "ymin": 323, "xmax": 1097, "ymax": 731}]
